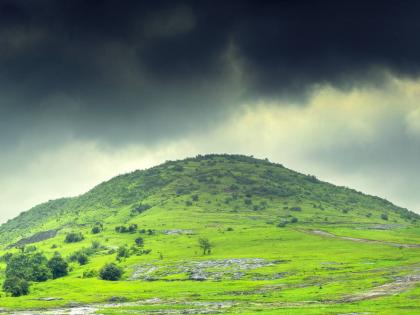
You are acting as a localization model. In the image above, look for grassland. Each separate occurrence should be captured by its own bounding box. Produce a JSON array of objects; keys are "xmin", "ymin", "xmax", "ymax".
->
[{"xmin": 0, "ymin": 154, "xmax": 419, "ymax": 314}]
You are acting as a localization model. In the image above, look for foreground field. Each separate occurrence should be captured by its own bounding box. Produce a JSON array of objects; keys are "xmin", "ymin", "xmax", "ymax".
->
[
  {"xmin": 1, "ymin": 223, "xmax": 419, "ymax": 314},
  {"xmin": 0, "ymin": 155, "xmax": 419, "ymax": 314}
]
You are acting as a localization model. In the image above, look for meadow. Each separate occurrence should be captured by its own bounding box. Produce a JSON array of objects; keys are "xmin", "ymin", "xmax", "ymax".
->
[{"xmin": 0, "ymin": 155, "xmax": 418, "ymax": 314}]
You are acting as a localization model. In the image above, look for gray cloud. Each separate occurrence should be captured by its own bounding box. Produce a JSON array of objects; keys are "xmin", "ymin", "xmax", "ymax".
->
[{"xmin": 1, "ymin": 1, "xmax": 420, "ymax": 222}]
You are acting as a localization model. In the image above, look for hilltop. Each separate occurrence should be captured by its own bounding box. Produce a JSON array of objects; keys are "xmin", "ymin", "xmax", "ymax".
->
[
  {"xmin": 1, "ymin": 154, "xmax": 417, "ymax": 245},
  {"xmin": 0, "ymin": 154, "xmax": 419, "ymax": 314}
]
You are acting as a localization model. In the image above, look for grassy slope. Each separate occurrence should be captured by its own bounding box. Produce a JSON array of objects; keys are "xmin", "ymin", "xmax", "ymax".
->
[{"xmin": 0, "ymin": 154, "xmax": 419, "ymax": 314}]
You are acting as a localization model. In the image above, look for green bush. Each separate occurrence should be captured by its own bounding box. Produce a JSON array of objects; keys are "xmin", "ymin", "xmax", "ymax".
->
[
  {"xmin": 135, "ymin": 237, "xmax": 144, "ymax": 247},
  {"xmin": 48, "ymin": 252, "xmax": 68, "ymax": 279},
  {"xmin": 290, "ymin": 207, "xmax": 302, "ymax": 212},
  {"xmin": 2, "ymin": 277, "xmax": 29, "ymax": 297},
  {"xmin": 116, "ymin": 246, "xmax": 130, "ymax": 260},
  {"xmin": 83, "ymin": 269, "xmax": 98, "ymax": 278},
  {"xmin": 99, "ymin": 263, "xmax": 123, "ymax": 281},
  {"xmin": 6, "ymin": 252, "xmax": 51, "ymax": 282},
  {"xmin": 277, "ymin": 221, "xmax": 287, "ymax": 228},
  {"xmin": 65, "ymin": 232, "xmax": 84, "ymax": 243},
  {"xmin": 290, "ymin": 217, "xmax": 298, "ymax": 223},
  {"xmin": 131, "ymin": 204, "xmax": 151, "ymax": 215},
  {"xmin": 69, "ymin": 250, "xmax": 89, "ymax": 265},
  {"xmin": 91, "ymin": 226, "xmax": 102, "ymax": 234}
]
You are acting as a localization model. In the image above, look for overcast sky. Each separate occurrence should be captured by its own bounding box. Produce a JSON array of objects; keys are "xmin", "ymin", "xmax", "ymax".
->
[{"xmin": 1, "ymin": 0, "xmax": 420, "ymax": 223}]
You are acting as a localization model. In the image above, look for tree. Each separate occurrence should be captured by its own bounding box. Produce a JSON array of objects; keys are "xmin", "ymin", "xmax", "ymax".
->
[
  {"xmin": 116, "ymin": 246, "xmax": 130, "ymax": 260},
  {"xmin": 128, "ymin": 224, "xmax": 138, "ymax": 233},
  {"xmin": 91, "ymin": 222, "xmax": 104, "ymax": 234},
  {"xmin": 6, "ymin": 252, "xmax": 51, "ymax": 282},
  {"xmin": 48, "ymin": 252, "xmax": 68, "ymax": 279},
  {"xmin": 91, "ymin": 226, "xmax": 102, "ymax": 234},
  {"xmin": 99, "ymin": 263, "xmax": 123, "ymax": 281},
  {"xmin": 30, "ymin": 252, "xmax": 53, "ymax": 282},
  {"xmin": 198, "ymin": 238, "xmax": 212, "ymax": 255},
  {"xmin": 69, "ymin": 250, "xmax": 89, "ymax": 265},
  {"xmin": 2, "ymin": 277, "xmax": 29, "ymax": 297},
  {"xmin": 135, "ymin": 237, "xmax": 144, "ymax": 247},
  {"xmin": 65, "ymin": 232, "xmax": 84, "ymax": 243}
]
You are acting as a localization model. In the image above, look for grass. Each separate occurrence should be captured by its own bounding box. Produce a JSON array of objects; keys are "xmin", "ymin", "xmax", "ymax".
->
[{"xmin": 0, "ymin": 154, "xmax": 419, "ymax": 314}]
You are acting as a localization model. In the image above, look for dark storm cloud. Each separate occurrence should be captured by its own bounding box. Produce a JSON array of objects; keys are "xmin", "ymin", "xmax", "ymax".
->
[{"xmin": 1, "ymin": 0, "xmax": 420, "ymax": 146}]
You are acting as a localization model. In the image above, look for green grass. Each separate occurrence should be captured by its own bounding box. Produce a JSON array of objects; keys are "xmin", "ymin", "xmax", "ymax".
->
[{"xmin": 0, "ymin": 154, "xmax": 419, "ymax": 314}]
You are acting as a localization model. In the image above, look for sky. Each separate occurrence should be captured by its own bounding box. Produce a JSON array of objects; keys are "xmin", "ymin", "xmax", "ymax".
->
[{"xmin": 1, "ymin": 0, "xmax": 420, "ymax": 223}]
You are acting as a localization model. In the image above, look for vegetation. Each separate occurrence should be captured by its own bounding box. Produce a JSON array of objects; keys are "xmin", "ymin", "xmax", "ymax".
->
[
  {"xmin": 48, "ymin": 252, "xmax": 68, "ymax": 279},
  {"xmin": 99, "ymin": 263, "xmax": 123, "ymax": 281},
  {"xmin": 64, "ymin": 232, "xmax": 84, "ymax": 243},
  {"xmin": 198, "ymin": 238, "xmax": 212, "ymax": 255},
  {"xmin": 0, "ymin": 154, "xmax": 419, "ymax": 313}
]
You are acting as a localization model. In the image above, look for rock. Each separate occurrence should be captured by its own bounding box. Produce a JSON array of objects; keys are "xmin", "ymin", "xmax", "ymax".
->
[
  {"xmin": 108, "ymin": 296, "xmax": 128, "ymax": 302},
  {"xmin": 36, "ymin": 297, "xmax": 64, "ymax": 301},
  {"xmin": 163, "ymin": 229, "xmax": 194, "ymax": 235}
]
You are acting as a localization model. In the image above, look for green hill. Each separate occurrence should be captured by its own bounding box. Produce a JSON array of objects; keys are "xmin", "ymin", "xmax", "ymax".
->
[{"xmin": 0, "ymin": 154, "xmax": 419, "ymax": 314}]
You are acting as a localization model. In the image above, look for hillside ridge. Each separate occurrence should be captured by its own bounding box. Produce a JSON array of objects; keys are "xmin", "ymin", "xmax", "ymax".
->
[{"xmin": 0, "ymin": 154, "xmax": 418, "ymax": 246}]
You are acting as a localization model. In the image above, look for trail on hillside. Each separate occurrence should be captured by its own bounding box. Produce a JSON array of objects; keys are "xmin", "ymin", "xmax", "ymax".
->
[
  {"xmin": 303, "ymin": 229, "xmax": 420, "ymax": 248},
  {"xmin": 339, "ymin": 272, "xmax": 420, "ymax": 302}
]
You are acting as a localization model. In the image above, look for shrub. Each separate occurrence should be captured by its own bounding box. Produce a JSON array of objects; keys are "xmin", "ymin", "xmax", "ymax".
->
[
  {"xmin": 65, "ymin": 232, "xmax": 84, "ymax": 243},
  {"xmin": 192, "ymin": 194, "xmax": 199, "ymax": 201},
  {"xmin": 100, "ymin": 263, "xmax": 123, "ymax": 281},
  {"xmin": 277, "ymin": 221, "xmax": 287, "ymax": 228},
  {"xmin": 173, "ymin": 165, "xmax": 184, "ymax": 172},
  {"xmin": 48, "ymin": 252, "xmax": 68, "ymax": 279},
  {"xmin": 91, "ymin": 241, "xmax": 102, "ymax": 250},
  {"xmin": 290, "ymin": 217, "xmax": 298, "ymax": 223},
  {"xmin": 135, "ymin": 237, "xmax": 144, "ymax": 247},
  {"xmin": 1, "ymin": 252, "xmax": 13, "ymax": 263},
  {"xmin": 115, "ymin": 224, "xmax": 137, "ymax": 233},
  {"xmin": 128, "ymin": 224, "xmax": 138, "ymax": 233},
  {"xmin": 69, "ymin": 250, "xmax": 89, "ymax": 265},
  {"xmin": 6, "ymin": 252, "xmax": 52, "ymax": 282},
  {"xmin": 131, "ymin": 204, "xmax": 151, "ymax": 215},
  {"xmin": 116, "ymin": 246, "xmax": 130, "ymax": 260},
  {"xmin": 82, "ymin": 269, "xmax": 98, "ymax": 278},
  {"xmin": 381, "ymin": 213, "xmax": 389, "ymax": 221},
  {"xmin": 77, "ymin": 253, "xmax": 89, "ymax": 265},
  {"xmin": 115, "ymin": 226, "xmax": 128, "ymax": 233},
  {"xmin": 3, "ymin": 277, "xmax": 29, "ymax": 297},
  {"xmin": 186, "ymin": 200, "xmax": 193, "ymax": 206},
  {"xmin": 290, "ymin": 207, "xmax": 302, "ymax": 212},
  {"xmin": 244, "ymin": 198, "xmax": 252, "ymax": 205},
  {"xmin": 91, "ymin": 226, "xmax": 102, "ymax": 234}
]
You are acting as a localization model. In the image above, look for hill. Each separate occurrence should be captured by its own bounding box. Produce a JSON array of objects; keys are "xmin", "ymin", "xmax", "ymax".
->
[{"xmin": 0, "ymin": 154, "xmax": 419, "ymax": 314}]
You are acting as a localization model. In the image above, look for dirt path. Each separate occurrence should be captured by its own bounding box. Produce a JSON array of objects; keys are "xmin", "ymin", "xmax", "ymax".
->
[
  {"xmin": 304, "ymin": 229, "xmax": 420, "ymax": 248},
  {"xmin": 340, "ymin": 273, "xmax": 420, "ymax": 302}
]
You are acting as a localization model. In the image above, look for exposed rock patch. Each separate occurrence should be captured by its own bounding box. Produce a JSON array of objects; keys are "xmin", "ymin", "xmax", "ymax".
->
[
  {"xmin": 7, "ymin": 229, "xmax": 59, "ymax": 249},
  {"xmin": 131, "ymin": 258, "xmax": 280, "ymax": 281},
  {"xmin": 163, "ymin": 229, "xmax": 194, "ymax": 235}
]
